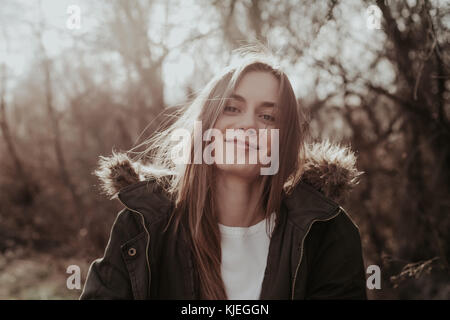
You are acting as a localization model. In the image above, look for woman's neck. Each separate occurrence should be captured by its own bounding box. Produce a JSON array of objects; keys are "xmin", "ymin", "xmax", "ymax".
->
[{"xmin": 214, "ymin": 172, "xmax": 265, "ymax": 227}]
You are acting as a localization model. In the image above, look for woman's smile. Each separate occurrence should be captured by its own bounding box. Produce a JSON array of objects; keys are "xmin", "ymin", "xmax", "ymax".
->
[{"xmin": 224, "ymin": 137, "xmax": 259, "ymax": 151}]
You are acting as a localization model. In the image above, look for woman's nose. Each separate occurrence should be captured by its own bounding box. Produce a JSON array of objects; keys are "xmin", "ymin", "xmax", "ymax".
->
[{"xmin": 235, "ymin": 112, "xmax": 257, "ymax": 131}]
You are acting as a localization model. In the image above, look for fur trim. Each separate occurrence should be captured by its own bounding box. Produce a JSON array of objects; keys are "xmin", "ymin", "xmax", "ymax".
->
[
  {"xmin": 94, "ymin": 152, "xmax": 142, "ymax": 199},
  {"xmin": 94, "ymin": 141, "xmax": 363, "ymax": 202},
  {"xmin": 300, "ymin": 141, "xmax": 363, "ymax": 202}
]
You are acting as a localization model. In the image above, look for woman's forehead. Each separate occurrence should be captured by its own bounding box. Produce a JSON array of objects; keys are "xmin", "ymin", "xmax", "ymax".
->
[{"xmin": 233, "ymin": 71, "xmax": 279, "ymax": 103}]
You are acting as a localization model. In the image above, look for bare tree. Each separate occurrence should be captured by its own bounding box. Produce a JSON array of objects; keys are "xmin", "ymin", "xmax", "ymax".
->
[
  {"xmin": 32, "ymin": 16, "xmax": 85, "ymax": 230},
  {"xmin": 0, "ymin": 64, "xmax": 36, "ymax": 206}
]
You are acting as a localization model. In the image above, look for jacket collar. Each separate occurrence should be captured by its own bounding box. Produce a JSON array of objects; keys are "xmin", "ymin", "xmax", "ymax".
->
[
  {"xmin": 283, "ymin": 181, "xmax": 341, "ymax": 227},
  {"xmin": 96, "ymin": 140, "xmax": 362, "ymax": 222},
  {"xmin": 116, "ymin": 180, "xmax": 173, "ymax": 224}
]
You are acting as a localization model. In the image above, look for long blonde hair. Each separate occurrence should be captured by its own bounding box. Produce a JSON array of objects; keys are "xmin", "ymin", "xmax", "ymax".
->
[{"xmin": 129, "ymin": 50, "xmax": 306, "ymax": 299}]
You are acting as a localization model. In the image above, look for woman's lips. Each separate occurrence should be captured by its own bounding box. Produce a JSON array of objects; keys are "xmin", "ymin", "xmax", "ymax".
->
[{"xmin": 224, "ymin": 138, "xmax": 259, "ymax": 150}]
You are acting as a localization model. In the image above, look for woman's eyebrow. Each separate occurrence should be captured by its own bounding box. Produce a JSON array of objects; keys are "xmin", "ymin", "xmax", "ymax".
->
[{"xmin": 230, "ymin": 93, "xmax": 276, "ymax": 107}]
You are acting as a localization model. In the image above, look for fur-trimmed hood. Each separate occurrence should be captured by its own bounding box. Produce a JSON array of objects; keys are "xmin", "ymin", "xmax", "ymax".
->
[{"xmin": 94, "ymin": 141, "xmax": 362, "ymax": 203}]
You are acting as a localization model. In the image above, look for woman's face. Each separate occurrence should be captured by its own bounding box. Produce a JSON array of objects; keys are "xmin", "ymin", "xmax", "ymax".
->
[{"xmin": 213, "ymin": 71, "xmax": 279, "ymax": 180}]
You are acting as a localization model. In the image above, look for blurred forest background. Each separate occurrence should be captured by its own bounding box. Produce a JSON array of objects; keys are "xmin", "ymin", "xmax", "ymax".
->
[{"xmin": 0, "ymin": 0, "xmax": 449, "ymax": 299}]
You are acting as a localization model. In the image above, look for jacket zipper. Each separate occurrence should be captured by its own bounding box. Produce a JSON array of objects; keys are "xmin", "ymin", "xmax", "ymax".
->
[
  {"xmin": 290, "ymin": 206, "xmax": 343, "ymax": 300},
  {"xmin": 117, "ymin": 198, "xmax": 151, "ymax": 299}
]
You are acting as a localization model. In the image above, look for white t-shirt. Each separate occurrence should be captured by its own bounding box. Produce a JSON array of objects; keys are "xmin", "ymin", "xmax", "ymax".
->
[{"xmin": 218, "ymin": 212, "xmax": 276, "ymax": 300}]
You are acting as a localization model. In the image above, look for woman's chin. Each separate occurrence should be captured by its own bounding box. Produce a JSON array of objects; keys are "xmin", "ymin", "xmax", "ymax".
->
[{"xmin": 214, "ymin": 163, "xmax": 261, "ymax": 179}]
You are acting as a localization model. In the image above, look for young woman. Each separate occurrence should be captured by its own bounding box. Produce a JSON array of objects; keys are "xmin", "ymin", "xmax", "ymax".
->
[{"xmin": 80, "ymin": 51, "xmax": 367, "ymax": 300}]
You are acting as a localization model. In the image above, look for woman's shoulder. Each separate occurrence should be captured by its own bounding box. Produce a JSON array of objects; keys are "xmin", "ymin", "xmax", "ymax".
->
[
  {"xmin": 283, "ymin": 141, "xmax": 363, "ymax": 231},
  {"xmin": 104, "ymin": 185, "xmax": 174, "ymax": 254},
  {"xmin": 94, "ymin": 152, "xmax": 174, "ymax": 225}
]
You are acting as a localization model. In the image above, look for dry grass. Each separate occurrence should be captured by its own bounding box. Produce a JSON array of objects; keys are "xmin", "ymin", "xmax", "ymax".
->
[{"xmin": 0, "ymin": 248, "xmax": 90, "ymax": 300}]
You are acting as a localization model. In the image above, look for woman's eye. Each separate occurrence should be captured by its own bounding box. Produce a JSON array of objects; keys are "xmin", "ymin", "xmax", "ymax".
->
[
  {"xmin": 260, "ymin": 114, "xmax": 275, "ymax": 122},
  {"xmin": 224, "ymin": 106, "xmax": 240, "ymax": 113}
]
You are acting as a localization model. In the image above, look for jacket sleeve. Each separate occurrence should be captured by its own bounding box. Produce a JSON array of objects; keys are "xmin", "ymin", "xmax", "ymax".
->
[
  {"xmin": 80, "ymin": 209, "xmax": 134, "ymax": 300},
  {"xmin": 304, "ymin": 209, "xmax": 367, "ymax": 300}
]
